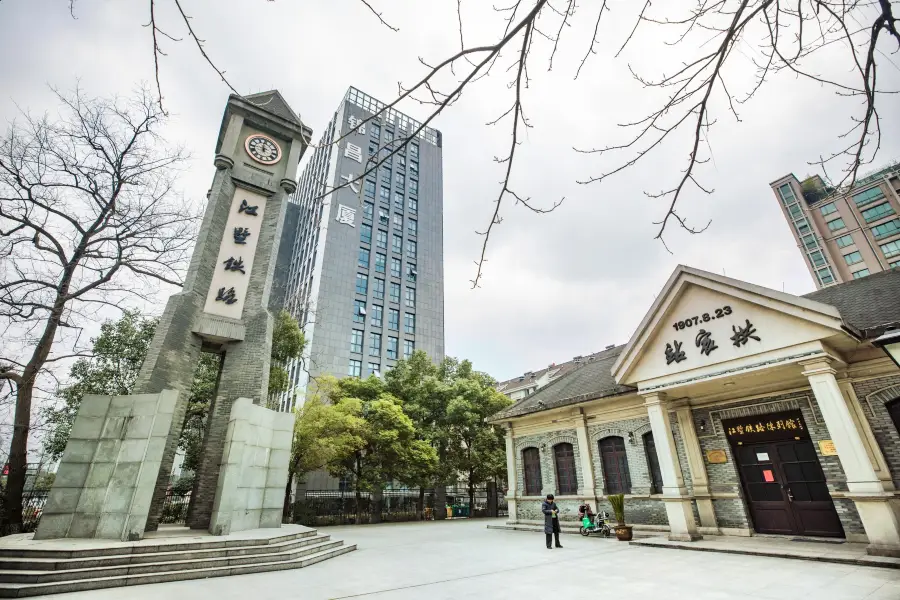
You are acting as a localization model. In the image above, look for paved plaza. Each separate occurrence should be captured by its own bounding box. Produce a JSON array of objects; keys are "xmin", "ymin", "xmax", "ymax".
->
[{"xmin": 51, "ymin": 519, "xmax": 900, "ymax": 600}]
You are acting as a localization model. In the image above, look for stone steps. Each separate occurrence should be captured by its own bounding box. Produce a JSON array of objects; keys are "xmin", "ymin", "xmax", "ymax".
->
[
  {"xmin": 0, "ymin": 529, "xmax": 356, "ymax": 597},
  {"xmin": 487, "ymin": 522, "xmax": 660, "ymax": 539},
  {"xmin": 0, "ymin": 532, "xmax": 330, "ymax": 571},
  {"xmin": 0, "ymin": 529, "xmax": 317, "ymax": 560}
]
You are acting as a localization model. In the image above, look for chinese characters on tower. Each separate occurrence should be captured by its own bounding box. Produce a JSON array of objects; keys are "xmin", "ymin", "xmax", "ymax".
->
[{"xmin": 214, "ymin": 196, "xmax": 258, "ymax": 306}]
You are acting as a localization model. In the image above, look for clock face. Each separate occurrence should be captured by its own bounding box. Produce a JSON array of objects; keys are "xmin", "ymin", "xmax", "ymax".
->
[{"xmin": 245, "ymin": 134, "xmax": 282, "ymax": 165}]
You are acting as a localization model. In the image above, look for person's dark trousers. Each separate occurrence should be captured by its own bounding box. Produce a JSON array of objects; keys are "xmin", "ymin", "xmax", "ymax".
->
[
  {"xmin": 553, "ymin": 519, "xmax": 562, "ymax": 548},
  {"xmin": 545, "ymin": 533, "xmax": 552, "ymax": 549}
]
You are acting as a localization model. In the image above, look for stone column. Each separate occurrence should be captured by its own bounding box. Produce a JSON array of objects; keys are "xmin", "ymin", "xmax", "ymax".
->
[
  {"xmin": 802, "ymin": 360, "xmax": 900, "ymax": 557},
  {"xmin": 674, "ymin": 404, "xmax": 718, "ymax": 531},
  {"xmin": 644, "ymin": 392, "xmax": 701, "ymax": 541},
  {"xmin": 504, "ymin": 426, "xmax": 518, "ymax": 522},
  {"xmin": 574, "ymin": 410, "xmax": 597, "ymax": 499}
]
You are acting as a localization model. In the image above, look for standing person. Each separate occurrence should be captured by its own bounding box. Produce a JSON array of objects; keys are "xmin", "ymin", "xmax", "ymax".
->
[{"xmin": 541, "ymin": 494, "xmax": 563, "ymax": 549}]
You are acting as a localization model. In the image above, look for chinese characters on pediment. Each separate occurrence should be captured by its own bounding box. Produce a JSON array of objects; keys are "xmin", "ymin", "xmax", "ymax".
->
[{"xmin": 663, "ymin": 305, "xmax": 762, "ymax": 366}]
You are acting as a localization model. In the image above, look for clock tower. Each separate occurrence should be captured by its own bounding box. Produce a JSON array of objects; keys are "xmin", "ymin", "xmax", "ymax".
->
[
  {"xmin": 35, "ymin": 91, "xmax": 312, "ymax": 542},
  {"xmin": 137, "ymin": 91, "xmax": 311, "ymax": 532}
]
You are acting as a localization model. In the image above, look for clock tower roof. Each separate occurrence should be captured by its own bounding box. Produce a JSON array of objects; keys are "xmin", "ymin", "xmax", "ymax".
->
[{"xmin": 244, "ymin": 90, "xmax": 303, "ymax": 127}]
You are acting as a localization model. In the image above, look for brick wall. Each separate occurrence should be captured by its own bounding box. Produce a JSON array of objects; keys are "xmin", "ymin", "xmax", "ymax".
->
[
  {"xmin": 690, "ymin": 391, "xmax": 865, "ymax": 536},
  {"xmin": 513, "ymin": 429, "xmax": 583, "ymax": 496},
  {"xmin": 851, "ymin": 374, "xmax": 900, "ymax": 488}
]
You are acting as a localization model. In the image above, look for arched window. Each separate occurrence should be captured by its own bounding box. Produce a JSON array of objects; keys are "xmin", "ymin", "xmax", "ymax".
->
[
  {"xmin": 887, "ymin": 398, "xmax": 900, "ymax": 435},
  {"xmin": 553, "ymin": 443, "xmax": 577, "ymax": 495},
  {"xmin": 522, "ymin": 447, "xmax": 543, "ymax": 496},
  {"xmin": 643, "ymin": 432, "xmax": 663, "ymax": 494},
  {"xmin": 599, "ymin": 436, "xmax": 632, "ymax": 494}
]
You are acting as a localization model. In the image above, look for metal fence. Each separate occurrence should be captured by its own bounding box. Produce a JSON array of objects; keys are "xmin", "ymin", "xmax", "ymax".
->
[
  {"xmin": 291, "ymin": 485, "xmax": 506, "ymax": 527},
  {"xmin": 0, "ymin": 490, "xmax": 49, "ymax": 536},
  {"xmin": 160, "ymin": 491, "xmax": 191, "ymax": 525}
]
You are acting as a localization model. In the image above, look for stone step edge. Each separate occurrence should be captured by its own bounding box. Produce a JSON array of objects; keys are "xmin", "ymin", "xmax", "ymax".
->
[
  {"xmin": 0, "ymin": 544, "xmax": 358, "ymax": 598},
  {"xmin": 509, "ymin": 519, "xmax": 670, "ymax": 532},
  {"xmin": 0, "ymin": 529, "xmax": 318, "ymax": 560},
  {"xmin": 487, "ymin": 524, "xmax": 657, "ymax": 539},
  {"xmin": 0, "ymin": 534, "xmax": 332, "ymax": 571},
  {"xmin": 629, "ymin": 538, "xmax": 900, "ymax": 570},
  {"xmin": 0, "ymin": 540, "xmax": 347, "ymax": 584}
]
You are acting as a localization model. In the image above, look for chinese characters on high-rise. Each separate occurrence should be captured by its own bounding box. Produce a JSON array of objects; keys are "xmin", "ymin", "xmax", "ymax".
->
[
  {"xmin": 344, "ymin": 143, "xmax": 363, "ymax": 163},
  {"xmin": 336, "ymin": 204, "xmax": 357, "ymax": 227},
  {"xmin": 348, "ymin": 115, "xmax": 366, "ymax": 135}
]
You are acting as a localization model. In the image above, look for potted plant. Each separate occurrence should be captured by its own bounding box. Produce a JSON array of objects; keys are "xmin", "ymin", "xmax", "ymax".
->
[{"xmin": 608, "ymin": 494, "xmax": 633, "ymax": 541}]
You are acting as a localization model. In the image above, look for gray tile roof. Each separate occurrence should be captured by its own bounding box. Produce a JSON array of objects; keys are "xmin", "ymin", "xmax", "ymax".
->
[
  {"xmin": 244, "ymin": 90, "xmax": 302, "ymax": 126},
  {"xmin": 490, "ymin": 346, "xmax": 635, "ymax": 421},
  {"xmin": 804, "ymin": 267, "xmax": 900, "ymax": 336},
  {"xmin": 491, "ymin": 267, "xmax": 900, "ymax": 422}
]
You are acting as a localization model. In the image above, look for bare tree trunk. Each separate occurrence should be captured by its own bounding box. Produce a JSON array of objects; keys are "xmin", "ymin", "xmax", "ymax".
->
[
  {"xmin": 468, "ymin": 471, "xmax": 475, "ymax": 518},
  {"xmin": 283, "ymin": 469, "xmax": 294, "ymax": 522},
  {"xmin": 4, "ymin": 382, "xmax": 32, "ymax": 533},
  {"xmin": 417, "ymin": 487, "xmax": 425, "ymax": 520}
]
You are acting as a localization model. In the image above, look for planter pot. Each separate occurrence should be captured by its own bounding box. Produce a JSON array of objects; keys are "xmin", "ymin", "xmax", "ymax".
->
[{"xmin": 614, "ymin": 524, "xmax": 633, "ymax": 541}]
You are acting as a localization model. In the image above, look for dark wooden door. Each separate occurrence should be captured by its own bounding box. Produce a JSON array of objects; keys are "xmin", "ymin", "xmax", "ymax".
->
[{"xmin": 735, "ymin": 440, "xmax": 843, "ymax": 537}]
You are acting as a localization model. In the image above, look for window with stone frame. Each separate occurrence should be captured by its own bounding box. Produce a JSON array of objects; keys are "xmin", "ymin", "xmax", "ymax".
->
[
  {"xmin": 599, "ymin": 436, "xmax": 632, "ymax": 494},
  {"xmin": 522, "ymin": 447, "xmax": 542, "ymax": 496},
  {"xmin": 643, "ymin": 432, "xmax": 664, "ymax": 494},
  {"xmin": 887, "ymin": 397, "xmax": 900, "ymax": 435},
  {"xmin": 553, "ymin": 443, "xmax": 577, "ymax": 495}
]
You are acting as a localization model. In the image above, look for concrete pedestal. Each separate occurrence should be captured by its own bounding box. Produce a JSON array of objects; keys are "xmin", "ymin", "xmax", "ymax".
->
[
  {"xmin": 35, "ymin": 391, "xmax": 179, "ymax": 541},
  {"xmin": 208, "ymin": 398, "xmax": 295, "ymax": 535}
]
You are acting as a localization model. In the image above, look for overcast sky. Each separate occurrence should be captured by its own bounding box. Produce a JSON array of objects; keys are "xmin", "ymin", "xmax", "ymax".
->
[{"xmin": 1, "ymin": 0, "xmax": 898, "ymax": 383}]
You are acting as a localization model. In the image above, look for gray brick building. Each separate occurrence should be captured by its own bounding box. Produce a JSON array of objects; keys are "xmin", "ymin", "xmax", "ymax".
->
[
  {"xmin": 491, "ymin": 265, "xmax": 900, "ymax": 557},
  {"xmin": 277, "ymin": 88, "xmax": 445, "ymax": 413}
]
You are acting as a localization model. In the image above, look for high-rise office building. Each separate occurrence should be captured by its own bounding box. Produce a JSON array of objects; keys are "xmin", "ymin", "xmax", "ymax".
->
[
  {"xmin": 279, "ymin": 87, "xmax": 445, "ymax": 412},
  {"xmin": 771, "ymin": 162, "xmax": 900, "ymax": 289}
]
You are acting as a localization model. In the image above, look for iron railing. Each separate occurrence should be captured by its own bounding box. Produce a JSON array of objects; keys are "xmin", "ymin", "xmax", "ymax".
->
[
  {"xmin": 0, "ymin": 490, "xmax": 49, "ymax": 536},
  {"xmin": 291, "ymin": 485, "xmax": 506, "ymax": 526},
  {"xmin": 160, "ymin": 490, "xmax": 191, "ymax": 525}
]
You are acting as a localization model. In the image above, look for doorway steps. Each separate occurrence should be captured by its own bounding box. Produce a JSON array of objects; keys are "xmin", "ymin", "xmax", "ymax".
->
[{"xmin": 0, "ymin": 527, "xmax": 355, "ymax": 597}]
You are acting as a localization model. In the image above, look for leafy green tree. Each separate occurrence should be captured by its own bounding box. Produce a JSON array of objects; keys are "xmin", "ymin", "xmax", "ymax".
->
[
  {"xmin": 283, "ymin": 393, "xmax": 366, "ymax": 517},
  {"xmin": 41, "ymin": 310, "xmax": 157, "ymax": 461},
  {"xmin": 322, "ymin": 375, "xmax": 438, "ymax": 523},
  {"xmin": 178, "ymin": 353, "xmax": 220, "ymax": 475},
  {"xmin": 443, "ymin": 361, "xmax": 512, "ymax": 510},
  {"xmin": 385, "ymin": 351, "xmax": 454, "ymax": 515},
  {"xmin": 269, "ymin": 310, "xmax": 305, "ymax": 397}
]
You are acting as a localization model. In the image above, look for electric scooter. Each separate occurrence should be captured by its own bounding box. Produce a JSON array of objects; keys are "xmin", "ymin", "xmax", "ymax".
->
[{"xmin": 579, "ymin": 511, "xmax": 612, "ymax": 537}]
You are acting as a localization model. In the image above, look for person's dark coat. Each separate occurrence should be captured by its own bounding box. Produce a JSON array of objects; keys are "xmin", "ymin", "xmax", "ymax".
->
[{"xmin": 541, "ymin": 500, "xmax": 560, "ymax": 534}]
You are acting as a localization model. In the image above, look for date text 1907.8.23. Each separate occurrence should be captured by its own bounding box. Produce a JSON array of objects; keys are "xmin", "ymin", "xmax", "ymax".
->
[{"xmin": 672, "ymin": 306, "xmax": 732, "ymax": 331}]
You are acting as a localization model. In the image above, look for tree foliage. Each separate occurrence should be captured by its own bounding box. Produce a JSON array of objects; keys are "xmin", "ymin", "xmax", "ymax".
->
[
  {"xmin": 40, "ymin": 310, "xmax": 157, "ymax": 462},
  {"xmin": 268, "ymin": 309, "xmax": 306, "ymax": 397}
]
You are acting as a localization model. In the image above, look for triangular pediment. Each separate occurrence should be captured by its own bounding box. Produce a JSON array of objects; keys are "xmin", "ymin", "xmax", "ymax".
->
[
  {"xmin": 245, "ymin": 90, "xmax": 302, "ymax": 126},
  {"xmin": 612, "ymin": 266, "xmax": 847, "ymax": 386}
]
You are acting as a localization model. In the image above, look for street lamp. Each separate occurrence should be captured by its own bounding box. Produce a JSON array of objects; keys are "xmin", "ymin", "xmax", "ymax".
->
[{"xmin": 872, "ymin": 329, "xmax": 900, "ymax": 369}]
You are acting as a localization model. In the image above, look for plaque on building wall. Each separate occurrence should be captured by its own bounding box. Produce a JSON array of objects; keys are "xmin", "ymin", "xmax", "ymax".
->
[
  {"xmin": 706, "ymin": 449, "xmax": 728, "ymax": 464},
  {"xmin": 818, "ymin": 440, "xmax": 838, "ymax": 456},
  {"xmin": 720, "ymin": 409, "xmax": 810, "ymax": 445}
]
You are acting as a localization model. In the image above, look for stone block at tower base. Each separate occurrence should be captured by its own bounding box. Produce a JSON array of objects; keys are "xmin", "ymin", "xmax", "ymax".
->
[
  {"xmin": 208, "ymin": 398, "xmax": 296, "ymax": 535},
  {"xmin": 34, "ymin": 390, "xmax": 179, "ymax": 542}
]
